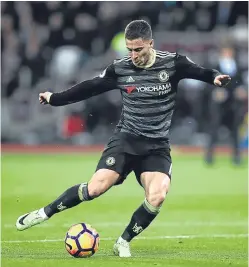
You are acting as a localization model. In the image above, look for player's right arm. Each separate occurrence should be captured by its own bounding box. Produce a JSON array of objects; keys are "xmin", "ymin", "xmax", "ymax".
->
[{"xmin": 39, "ymin": 64, "xmax": 117, "ymax": 106}]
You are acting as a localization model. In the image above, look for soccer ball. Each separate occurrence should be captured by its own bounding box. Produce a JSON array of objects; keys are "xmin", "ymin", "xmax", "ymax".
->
[{"xmin": 65, "ymin": 223, "xmax": 100, "ymax": 258}]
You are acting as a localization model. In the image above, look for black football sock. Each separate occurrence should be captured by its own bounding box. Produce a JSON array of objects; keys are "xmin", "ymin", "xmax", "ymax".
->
[
  {"xmin": 44, "ymin": 183, "xmax": 93, "ymax": 218},
  {"xmin": 121, "ymin": 199, "xmax": 161, "ymax": 242}
]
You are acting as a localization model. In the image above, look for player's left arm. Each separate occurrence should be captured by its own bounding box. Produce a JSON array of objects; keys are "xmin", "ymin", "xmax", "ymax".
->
[{"xmin": 175, "ymin": 54, "xmax": 231, "ymax": 87}]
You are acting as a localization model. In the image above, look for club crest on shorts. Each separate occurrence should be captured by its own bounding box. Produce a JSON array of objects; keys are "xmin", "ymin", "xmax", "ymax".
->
[
  {"xmin": 158, "ymin": 70, "xmax": 169, "ymax": 82},
  {"xmin": 106, "ymin": 157, "xmax": 115, "ymax": 166}
]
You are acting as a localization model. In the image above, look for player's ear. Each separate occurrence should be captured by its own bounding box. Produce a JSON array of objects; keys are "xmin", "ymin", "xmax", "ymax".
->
[{"xmin": 150, "ymin": 39, "xmax": 154, "ymax": 47}]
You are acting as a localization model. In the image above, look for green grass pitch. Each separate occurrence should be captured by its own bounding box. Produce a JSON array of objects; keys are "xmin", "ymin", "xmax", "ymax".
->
[{"xmin": 1, "ymin": 152, "xmax": 248, "ymax": 267}]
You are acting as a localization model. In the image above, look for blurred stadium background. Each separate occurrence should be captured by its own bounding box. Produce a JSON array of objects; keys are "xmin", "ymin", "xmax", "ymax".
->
[
  {"xmin": 1, "ymin": 1, "xmax": 248, "ymax": 150},
  {"xmin": 1, "ymin": 2, "xmax": 248, "ymax": 266}
]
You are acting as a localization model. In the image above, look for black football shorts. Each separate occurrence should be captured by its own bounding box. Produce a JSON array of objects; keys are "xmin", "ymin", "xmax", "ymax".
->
[{"xmin": 96, "ymin": 133, "xmax": 172, "ymax": 186}]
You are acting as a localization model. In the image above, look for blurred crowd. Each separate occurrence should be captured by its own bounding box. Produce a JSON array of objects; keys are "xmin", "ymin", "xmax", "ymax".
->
[{"xmin": 1, "ymin": 1, "xmax": 248, "ymax": 147}]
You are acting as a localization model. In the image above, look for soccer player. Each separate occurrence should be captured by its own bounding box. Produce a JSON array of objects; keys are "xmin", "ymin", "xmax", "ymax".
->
[{"xmin": 16, "ymin": 20, "xmax": 231, "ymax": 257}]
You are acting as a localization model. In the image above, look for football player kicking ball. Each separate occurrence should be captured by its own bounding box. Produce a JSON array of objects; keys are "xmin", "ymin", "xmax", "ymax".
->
[{"xmin": 16, "ymin": 20, "xmax": 231, "ymax": 257}]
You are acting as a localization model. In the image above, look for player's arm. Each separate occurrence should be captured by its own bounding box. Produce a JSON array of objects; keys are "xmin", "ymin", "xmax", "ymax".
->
[
  {"xmin": 175, "ymin": 54, "xmax": 231, "ymax": 87},
  {"xmin": 39, "ymin": 65, "xmax": 117, "ymax": 106}
]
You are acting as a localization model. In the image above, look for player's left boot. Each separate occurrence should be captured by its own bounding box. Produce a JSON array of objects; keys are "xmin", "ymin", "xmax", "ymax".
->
[
  {"xmin": 113, "ymin": 237, "xmax": 131, "ymax": 257},
  {"xmin": 16, "ymin": 208, "xmax": 48, "ymax": 231}
]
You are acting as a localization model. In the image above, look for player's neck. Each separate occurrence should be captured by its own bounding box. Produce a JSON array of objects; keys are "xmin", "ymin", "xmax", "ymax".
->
[
  {"xmin": 145, "ymin": 49, "xmax": 156, "ymax": 68},
  {"xmin": 135, "ymin": 49, "xmax": 156, "ymax": 69}
]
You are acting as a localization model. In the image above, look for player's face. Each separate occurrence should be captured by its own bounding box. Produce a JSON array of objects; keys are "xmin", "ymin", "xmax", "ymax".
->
[{"xmin": 126, "ymin": 38, "xmax": 154, "ymax": 67}]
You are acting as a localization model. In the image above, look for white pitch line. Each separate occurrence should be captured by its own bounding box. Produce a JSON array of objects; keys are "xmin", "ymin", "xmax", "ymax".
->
[
  {"xmin": 1, "ymin": 234, "xmax": 248, "ymax": 243},
  {"xmin": 3, "ymin": 221, "xmax": 248, "ymax": 228}
]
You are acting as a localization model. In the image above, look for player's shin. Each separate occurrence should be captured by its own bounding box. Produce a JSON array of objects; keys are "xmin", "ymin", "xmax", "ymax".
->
[
  {"xmin": 44, "ymin": 183, "xmax": 93, "ymax": 217},
  {"xmin": 120, "ymin": 198, "xmax": 161, "ymax": 242}
]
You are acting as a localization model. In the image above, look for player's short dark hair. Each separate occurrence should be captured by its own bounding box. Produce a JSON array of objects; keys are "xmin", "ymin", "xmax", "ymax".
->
[{"xmin": 125, "ymin": 20, "xmax": 152, "ymax": 41}]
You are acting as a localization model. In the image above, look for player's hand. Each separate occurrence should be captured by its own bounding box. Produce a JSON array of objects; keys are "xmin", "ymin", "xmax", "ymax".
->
[
  {"xmin": 214, "ymin": 75, "xmax": 231, "ymax": 87},
  {"xmin": 39, "ymin": 92, "xmax": 53, "ymax": 105}
]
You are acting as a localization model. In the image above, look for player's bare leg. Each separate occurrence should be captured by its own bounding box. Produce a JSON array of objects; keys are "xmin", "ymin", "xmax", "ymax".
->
[
  {"xmin": 113, "ymin": 172, "xmax": 170, "ymax": 257},
  {"xmin": 16, "ymin": 169, "xmax": 119, "ymax": 231}
]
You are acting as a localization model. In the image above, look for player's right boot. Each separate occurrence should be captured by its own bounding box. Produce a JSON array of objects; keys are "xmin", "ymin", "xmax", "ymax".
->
[
  {"xmin": 16, "ymin": 208, "xmax": 48, "ymax": 231},
  {"xmin": 113, "ymin": 237, "xmax": 131, "ymax": 257}
]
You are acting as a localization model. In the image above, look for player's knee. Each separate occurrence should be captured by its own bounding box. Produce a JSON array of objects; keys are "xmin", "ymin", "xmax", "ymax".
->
[
  {"xmin": 88, "ymin": 169, "xmax": 119, "ymax": 198},
  {"xmin": 147, "ymin": 191, "xmax": 166, "ymax": 207},
  {"xmin": 144, "ymin": 175, "xmax": 170, "ymax": 207},
  {"xmin": 88, "ymin": 187, "xmax": 102, "ymax": 198},
  {"xmin": 88, "ymin": 180, "xmax": 109, "ymax": 198}
]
